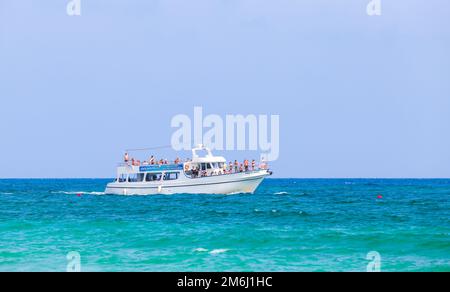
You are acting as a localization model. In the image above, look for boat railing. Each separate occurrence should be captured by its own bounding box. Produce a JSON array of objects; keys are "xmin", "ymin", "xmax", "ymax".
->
[
  {"xmin": 118, "ymin": 162, "xmax": 185, "ymax": 172},
  {"xmin": 118, "ymin": 161, "xmax": 184, "ymax": 167},
  {"xmin": 118, "ymin": 160, "xmax": 269, "ymax": 175},
  {"xmin": 186, "ymin": 168, "xmax": 267, "ymax": 179}
]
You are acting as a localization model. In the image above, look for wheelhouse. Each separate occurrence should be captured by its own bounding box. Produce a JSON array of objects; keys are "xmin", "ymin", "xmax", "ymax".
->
[{"xmin": 184, "ymin": 145, "xmax": 227, "ymax": 177}]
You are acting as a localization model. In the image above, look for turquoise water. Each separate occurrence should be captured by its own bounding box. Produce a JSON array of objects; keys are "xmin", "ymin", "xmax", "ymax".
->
[{"xmin": 0, "ymin": 179, "xmax": 449, "ymax": 272}]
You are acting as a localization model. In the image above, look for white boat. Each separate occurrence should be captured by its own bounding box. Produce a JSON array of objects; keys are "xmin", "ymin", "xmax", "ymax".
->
[{"xmin": 105, "ymin": 145, "xmax": 272, "ymax": 195}]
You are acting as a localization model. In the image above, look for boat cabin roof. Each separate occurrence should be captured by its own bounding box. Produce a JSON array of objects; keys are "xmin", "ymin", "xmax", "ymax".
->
[
  {"xmin": 190, "ymin": 144, "xmax": 226, "ymax": 164},
  {"xmin": 190, "ymin": 157, "xmax": 226, "ymax": 164},
  {"xmin": 118, "ymin": 164, "xmax": 184, "ymax": 174}
]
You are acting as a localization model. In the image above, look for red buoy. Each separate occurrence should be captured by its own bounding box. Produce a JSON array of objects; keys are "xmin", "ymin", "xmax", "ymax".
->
[{"xmin": 377, "ymin": 195, "xmax": 383, "ymax": 199}]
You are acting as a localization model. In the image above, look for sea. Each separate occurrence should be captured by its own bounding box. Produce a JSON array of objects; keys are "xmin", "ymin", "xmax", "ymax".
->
[{"xmin": 0, "ymin": 179, "xmax": 449, "ymax": 272}]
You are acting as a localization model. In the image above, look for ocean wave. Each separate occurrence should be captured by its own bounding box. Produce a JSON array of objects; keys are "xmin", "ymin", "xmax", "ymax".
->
[
  {"xmin": 0, "ymin": 192, "xmax": 13, "ymax": 195},
  {"xmin": 409, "ymin": 200, "xmax": 426, "ymax": 205},
  {"xmin": 274, "ymin": 191, "xmax": 289, "ymax": 195},
  {"xmin": 209, "ymin": 249, "xmax": 229, "ymax": 255},
  {"xmin": 194, "ymin": 248, "xmax": 229, "ymax": 254},
  {"xmin": 226, "ymin": 191, "xmax": 244, "ymax": 195},
  {"xmin": 51, "ymin": 191, "xmax": 106, "ymax": 195}
]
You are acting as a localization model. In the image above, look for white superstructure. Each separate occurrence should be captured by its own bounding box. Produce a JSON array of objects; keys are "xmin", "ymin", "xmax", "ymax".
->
[{"xmin": 105, "ymin": 145, "xmax": 272, "ymax": 195}]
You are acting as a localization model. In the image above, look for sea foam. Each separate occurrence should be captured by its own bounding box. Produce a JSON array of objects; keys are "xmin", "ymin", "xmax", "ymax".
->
[
  {"xmin": 209, "ymin": 249, "xmax": 229, "ymax": 255},
  {"xmin": 274, "ymin": 191, "xmax": 289, "ymax": 195},
  {"xmin": 52, "ymin": 191, "xmax": 106, "ymax": 195}
]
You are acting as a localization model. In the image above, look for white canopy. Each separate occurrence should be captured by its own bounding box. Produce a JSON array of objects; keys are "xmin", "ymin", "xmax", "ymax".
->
[{"xmin": 190, "ymin": 144, "xmax": 226, "ymax": 164}]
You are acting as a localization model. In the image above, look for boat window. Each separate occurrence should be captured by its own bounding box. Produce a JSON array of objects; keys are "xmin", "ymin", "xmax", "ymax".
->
[
  {"xmin": 218, "ymin": 162, "xmax": 224, "ymax": 169},
  {"xmin": 128, "ymin": 173, "xmax": 140, "ymax": 182},
  {"xmin": 164, "ymin": 172, "xmax": 179, "ymax": 181},
  {"xmin": 145, "ymin": 173, "xmax": 162, "ymax": 182},
  {"xmin": 207, "ymin": 163, "xmax": 212, "ymax": 169},
  {"xmin": 195, "ymin": 149, "xmax": 209, "ymax": 157},
  {"xmin": 119, "ymin": 173, "xmax": 127, "ymax": 183},
  {"xmin": 137, "ymin": 173, "xmax": 145, "ymax": 182},
  {"xmin": 201, "ymin": 163, "xmax": 207, "ymax": 171}
]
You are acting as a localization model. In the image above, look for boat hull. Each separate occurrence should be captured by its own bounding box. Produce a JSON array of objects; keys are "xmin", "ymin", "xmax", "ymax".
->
[{"xmin": 105, "ymin": 170, "xmax": 270, "ymax": 195}]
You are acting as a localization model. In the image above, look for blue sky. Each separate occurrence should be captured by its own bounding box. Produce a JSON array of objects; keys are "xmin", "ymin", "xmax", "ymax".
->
[{"xmin": 1, "ymin": 0, "xmax": 449, "ymax": 178}]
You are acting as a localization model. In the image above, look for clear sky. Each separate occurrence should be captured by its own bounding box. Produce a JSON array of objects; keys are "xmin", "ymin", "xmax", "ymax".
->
[{"xmin": 1, "ymin": 0, "xmax": 449, "ymax": 178}]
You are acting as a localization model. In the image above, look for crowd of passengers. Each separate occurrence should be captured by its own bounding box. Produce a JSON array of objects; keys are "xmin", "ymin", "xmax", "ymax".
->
[
  {"xmin": 188, "ymin": 159, "xmax": 261, "ymax": 178},
  {"xmin": 124, "ymin": 153, "xmax": 182, "ymax": 166},
  {"xmin": 123, "ymin": 153, "xmax": 266, "ymax": 178}
]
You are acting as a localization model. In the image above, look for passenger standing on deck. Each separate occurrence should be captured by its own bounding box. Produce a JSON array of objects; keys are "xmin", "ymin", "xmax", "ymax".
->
[
  {"xmin": 234, "ymin": 160, "xmax": 239, "ymax": 173},
  {"xmin": 124, "ymin": 153, "xmax": 129, "ymax": 163},
  {"xmin": 149, "ymin": 155, "xmax": 155, "ymax": 165},
  {"xmin": 194, "ymin": 167, "xmax": 200, "ymax": 178},
  {"xmin": 252, "ymin": 159, "xmax": 256, "ymax": 170},
  {"xmin": 239, "ymin": 164, "xmax": 244, "ymax": 172},
  {"xmin": 260, "ymin": 158, "xmax": 268, "ymax": 170},
  {"xmin": 244, "ymin": 159, "xmax": 249, "ymax": 171},
  {"xmin": 229, "ymin": 162, "xmax": 233, "ymax": 173}
]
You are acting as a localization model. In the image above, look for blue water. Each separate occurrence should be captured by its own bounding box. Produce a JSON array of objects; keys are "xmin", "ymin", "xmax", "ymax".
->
[{"xmin": 0, "ymin": 179, "xmax": 449, "ymax": 272}]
